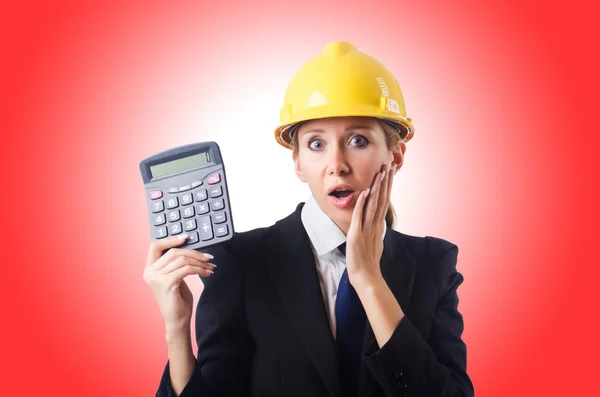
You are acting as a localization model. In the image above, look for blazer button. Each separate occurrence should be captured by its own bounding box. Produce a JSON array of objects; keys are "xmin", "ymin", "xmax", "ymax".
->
[
  {"xmin": 394, "ymin": 368, "xmax": 404, "ymax": 378},
  {"xmin": 397, "ymin": 379, "xmax": 408, "ymax": 389}
]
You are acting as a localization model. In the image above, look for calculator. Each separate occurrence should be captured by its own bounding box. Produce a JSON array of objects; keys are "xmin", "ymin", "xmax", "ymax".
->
[{"xmin": 139, "ymin": 141, "xmax": 235, "ymax": 250}]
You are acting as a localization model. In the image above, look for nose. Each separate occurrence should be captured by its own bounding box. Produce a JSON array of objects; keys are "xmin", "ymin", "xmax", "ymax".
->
[{"xmin": 326, "ymin": 143, "xmax": 349, "ymax": 176}]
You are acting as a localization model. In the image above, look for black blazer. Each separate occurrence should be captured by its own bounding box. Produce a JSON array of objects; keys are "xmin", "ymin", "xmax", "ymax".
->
[{"xmin": 156, "ymin": 202, "xmax": 474, "ymax": 397}]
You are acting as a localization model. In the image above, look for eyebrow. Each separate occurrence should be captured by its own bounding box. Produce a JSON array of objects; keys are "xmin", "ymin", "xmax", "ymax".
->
[{"xmin": 302, "ymin": 125, "xmax": 374, "ymax": 134}]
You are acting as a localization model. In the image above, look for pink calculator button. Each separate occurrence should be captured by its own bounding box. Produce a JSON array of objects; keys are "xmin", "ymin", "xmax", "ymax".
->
[
  {"xmin": 207, "ymin": 173, "xmax": 221, "ymax": 185},
  {"xmin": 150, "ymin": 190, "xmax": 163, "ymax": 200}
]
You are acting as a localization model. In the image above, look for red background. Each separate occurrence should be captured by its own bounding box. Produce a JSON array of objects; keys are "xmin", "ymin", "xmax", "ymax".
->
[{"xmin": 1, "ymin": 1, "xmax": 598, "ymax": 395}]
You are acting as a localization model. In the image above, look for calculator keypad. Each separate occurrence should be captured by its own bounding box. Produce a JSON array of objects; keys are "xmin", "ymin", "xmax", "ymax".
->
[
  {"xmin": 166, "ymin": 197, "xmax": 179, "ymax": 209},
  {"xmin": 151, "ymin": 201, "xmax": 164, "ymax": 213},
  {"xmin": 182, "ymin": 206, "xmax": 195, "ymax": 218},
  {"xmin": 154, "ymin": 226, "xmax": 167, "ymax": 239},
  {"xmin": 196, "ymin": 203, "xmax": 209, "ymax": 215},
  {"xmin": 147, "ymin": 172, "xmax": 230, "ymax": 244},
  {"xmin": 169, "ymin": 223, "xmax": 183, "ymax": 235},
  {"xmin": 153, "ymin": 214, "xmax": 166, "ymax": 226},
  {"xmin": 210, "ymin": 198, "xmax": 224, "ymax": 211},
  {"xmin": 208, "ymin": 186, "xmax": 222, "ymax": 198},
  {"xmin": 183, "ymin": 218, "xmax": 197, "ymax": 231},
  {"xmin": 198, "ymin": 216, "xmax": 213, "ymax": 240},
  {"xmin": 180, "ymin": 193, "xmax": 193, "ymax": 205},
  {"xmin": 213, "ymin": 212, "xmax": 226, "ymax": 224},
  {"xmin": 167, "ymin": 210, "xmax": 181, "ymax": 222},
  {"xmin": 215, "ymin": 224, "xmax": 228, "ymax": 237},
  {"xmin": 194, "ymin": 189, "xmax": 208, "ymax": 202}
]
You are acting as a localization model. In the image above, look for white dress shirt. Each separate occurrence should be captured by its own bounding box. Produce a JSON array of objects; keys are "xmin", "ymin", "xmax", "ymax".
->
[{"xmin": 300, "ymin": 195, "xmax": 386, "ymax": 339}]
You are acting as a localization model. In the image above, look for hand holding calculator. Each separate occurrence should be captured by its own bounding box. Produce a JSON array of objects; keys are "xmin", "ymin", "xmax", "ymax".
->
[{"xmin": 139, "ymin": 142, "xmax": 235, "ymax": 250}]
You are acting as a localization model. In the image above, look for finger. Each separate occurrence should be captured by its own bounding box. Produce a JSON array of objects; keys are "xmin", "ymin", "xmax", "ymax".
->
[
  {"xmin": 381, "ymin": 162, "xmax": 393, "ymax": 221},
  {"xmin": 375, "ymin": 163, "xmax": 390, "ymax": 223},
  {"xmin": 166, "ymin": 265, "xmax": 213, "ymax": 287},
  {"xmin": 146, "ymin": 235, "xmax": 188, "ymax": 267},
  {"xmin": 386, "ymin": 164, "xmax": 396, "ymax": 210},
  {"xmin": 153, "ymin": 247, "xmax": 214, "ymax": 271},
  {"xmin": 161, "ymin": 255, "xmax": 216, "ymax": 274},
  {"xmin": 351, "ymin": 188, "xmax": 370, "ymax": 232},
  {"xmin": 365, "ymin": 168, "xmax": 384, "ymax": 227}
]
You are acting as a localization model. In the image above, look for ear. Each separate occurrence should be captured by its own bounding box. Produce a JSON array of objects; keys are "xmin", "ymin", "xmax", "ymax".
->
[
  {"xmin": 293, "ymin": 152, "xmax": 307, "ymax": 183},
  {"xmin": 391, "ymin": 141, "xmax": 406, "ymax": 174}
]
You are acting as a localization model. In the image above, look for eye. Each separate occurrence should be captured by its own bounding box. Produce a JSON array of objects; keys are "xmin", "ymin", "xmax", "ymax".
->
[
  {"xmin": 307, "ymin": 135, "xmax": 369, "ymax": 151},
  {"xmin": 308, "ymin": 139, "xmax": 324, "ymax": 150},
  {"xmin": 350, "ymin": 135, "xmax": 369, "ymax": 147}
]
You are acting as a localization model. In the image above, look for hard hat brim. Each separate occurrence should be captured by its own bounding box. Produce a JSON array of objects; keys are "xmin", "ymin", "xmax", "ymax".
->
[{"xmin": 274, "ymin": 106, "xmax": 415, "ymax": 150}]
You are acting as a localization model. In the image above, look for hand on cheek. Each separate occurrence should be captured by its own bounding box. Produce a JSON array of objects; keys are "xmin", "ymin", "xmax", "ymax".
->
[{"xmin": 345, "ymin": 162, "xmax": 396, "ymax": 286}]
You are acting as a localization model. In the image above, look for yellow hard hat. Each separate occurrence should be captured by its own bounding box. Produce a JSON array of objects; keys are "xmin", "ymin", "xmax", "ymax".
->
[{"xmin": 274, "ymin": 41, "xmax": 415, "ymax": 150}]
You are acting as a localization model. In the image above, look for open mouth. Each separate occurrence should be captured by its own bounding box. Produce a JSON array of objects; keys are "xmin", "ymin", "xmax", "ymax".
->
[{"xmin": 329, "ymin": 189, "xmax": 354, "ymax": 199}]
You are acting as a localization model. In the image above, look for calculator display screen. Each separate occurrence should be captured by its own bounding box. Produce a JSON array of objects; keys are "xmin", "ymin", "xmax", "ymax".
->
[{"xmin": 150, "ymin": 151, "xmax": 212, "ymax": 179}]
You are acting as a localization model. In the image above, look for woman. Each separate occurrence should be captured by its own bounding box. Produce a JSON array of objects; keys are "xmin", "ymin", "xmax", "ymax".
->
[{"xmin": 145, "ymin": 41, "xmax": 474, "ymax": 397}]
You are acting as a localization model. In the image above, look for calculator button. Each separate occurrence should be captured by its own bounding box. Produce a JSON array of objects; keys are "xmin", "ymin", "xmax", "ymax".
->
[
  {"xmin": 215, "ymin": 224, "xmax": 229, "ymax": 237},
  {"xmin": 194, "ymin": 189, "xmax": 208, "ymax": 202},
  {"xmin": 183, "ymin": 219, "xmax": 197, "ymax": 232},
  {"xmin": 185, "ymin": 231, "xmax": 199, "ymax": 244},
  {"xmin": 166, "ymin": 197, "xmax": 179, "ymax": 209},
  {"xmin": 210, "ymin": 198, "xmax": 224, "ymax": 211},
  {"xmin": 151, "ymin": 200, "xmax": 164, "ymax": 213},
  {"xmin": 191, "ymin": 181, "xmax": 203, "ymax": 188},
  {"xmin": 167, "ymin": 210, "xmax": 181, "ymax": 222},
  {"xmin": 182, "ymin": 206, "xmax": 195, "ymax": 218},
  {"xmin": 153, "ymin": 226, "xmax": 168, "ymax": 239},
  {"xmin": 207, "ymin": 173, "xmax": 221, "ymax": 185},
  {"xmin": 153, "ymin": 214, "xmax": 166, "ymax": 226},
  {"xmin": 209, "ymin": 186, "xmax": 223, "ymax": 198},
  {"xmin": 169, "ymin": 223, "xmax": 183, "ymax": 235},
  {"xmin": 198, "ymin": 216, "xmax": 214, "ymax": 241},
  {"xmin": 178, "ymin": 184, "xmax": 192, "ymax": 192},
  {"xmin": 180, "ymin": 193, "xmax": 194, "ymax": 206},
  {"xmin": 167, "ymin": 187, "xmax": 179, "ymax": 194},
  {"xmin": 149, "ymin": 190, "xmax": 163, "ymax": 200},
  {"xmin": 213, "ymin": 212, "xmax": 227, "ymax": 224},
  {"xmin": 196, "ymin": 203, "xmax": 209, "ymax": 215}
]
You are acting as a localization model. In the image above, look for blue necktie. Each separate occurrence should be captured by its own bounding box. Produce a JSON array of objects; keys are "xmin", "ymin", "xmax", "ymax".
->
[{"xmin": 335, "ymin": 242, "xmax": 366, "ymax": 397}]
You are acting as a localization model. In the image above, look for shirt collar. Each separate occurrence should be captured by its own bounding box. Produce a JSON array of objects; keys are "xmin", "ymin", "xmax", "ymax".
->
[{"xmin": 300, "ymin": 195, "xmax": 387, "ymax": 257}]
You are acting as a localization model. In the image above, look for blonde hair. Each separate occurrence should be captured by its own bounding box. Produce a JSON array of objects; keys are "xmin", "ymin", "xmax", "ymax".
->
[{"xmin": 290, "ymin": 118, "xmax": 404, "ymax": 229}]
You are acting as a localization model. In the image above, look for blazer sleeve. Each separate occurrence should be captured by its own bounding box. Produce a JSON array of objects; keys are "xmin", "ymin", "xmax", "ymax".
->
[
  {"xmin": 155, "ymin": 234, "xmax": 255, "ymax": 397},
  {"xmin": 363, "ymin": 238, "xmax": 475, "ymax": 397}
]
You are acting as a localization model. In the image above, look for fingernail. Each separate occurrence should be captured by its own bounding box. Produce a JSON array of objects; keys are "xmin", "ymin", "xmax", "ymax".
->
[
  {"xmin": 178, "ymin": 234, "xmax": 189, "ymax": 240},
  {"xmin": 366, "ymin": 188, "xmax": 371, "ymax": 196},
  {"xmin": 203, "ymin": 253, "xmax": 214, "ymax": 260},
  {"xmin": 207, "ymin": 269, "xmax": 214, "ymax": 274},
  {"xmin": 381, "ymin": 170, "xmax": 386, "ymax": 181}
]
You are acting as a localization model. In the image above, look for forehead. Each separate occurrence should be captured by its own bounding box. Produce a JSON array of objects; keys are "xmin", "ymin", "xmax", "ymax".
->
[{"xmin": 297, "ymin": 116, "xmax": 381, "ymax": 136}]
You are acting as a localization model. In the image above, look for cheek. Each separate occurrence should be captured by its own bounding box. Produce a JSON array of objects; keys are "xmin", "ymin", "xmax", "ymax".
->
[
  {"xmin": 298, "ymin": 163, "xmax": 321, "ymax": 187},
  {"xmin": 353, "ymin": 160, "xmax": 380, "ymax": 182}
]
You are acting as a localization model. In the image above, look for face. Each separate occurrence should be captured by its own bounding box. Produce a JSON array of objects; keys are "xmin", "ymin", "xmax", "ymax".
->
[{"xmin": 293, "ymin": 116, "xmax": 405, "ymax": 235}]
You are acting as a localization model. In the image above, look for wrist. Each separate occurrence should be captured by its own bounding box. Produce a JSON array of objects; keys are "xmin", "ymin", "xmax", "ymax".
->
[
  {"xmin": 165, "ymin": 321, "xmax": 191, "ymax": 342},
  {"xmin": 351, "ymin": 271, "xmax": 385, "ymax": 293}
]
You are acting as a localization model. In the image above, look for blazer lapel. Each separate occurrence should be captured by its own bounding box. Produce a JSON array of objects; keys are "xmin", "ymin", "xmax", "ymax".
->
[
  {"xmin": 357, "ymin": 226, "xmax": 417, "ymax": 397},
  {"xmin": 265, "ymin": 203, "xmax": 343, "ymax": 397}
]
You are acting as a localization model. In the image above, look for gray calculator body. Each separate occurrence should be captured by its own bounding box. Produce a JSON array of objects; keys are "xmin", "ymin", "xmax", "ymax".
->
[{"xmin": 139, "ymin": 141, "xmax": 234, "ymax": 250}]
